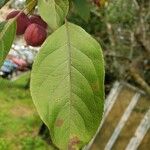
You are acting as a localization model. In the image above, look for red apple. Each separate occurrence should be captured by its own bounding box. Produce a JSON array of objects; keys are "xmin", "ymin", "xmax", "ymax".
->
[
  {"xmin": 29, "ymin": 15, "xmax": 47, "ymax": 29},
  {"xmin": 6, "ymin": 10, "xmax": 30, "ymax": 35},
  {"xmin": 24, "ymin": 23, "xmax": 47, "ymax": 47}
]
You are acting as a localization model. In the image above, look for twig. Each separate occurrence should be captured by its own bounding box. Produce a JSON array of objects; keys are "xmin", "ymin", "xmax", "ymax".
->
[
  {"xmin": 129, "ymin": 66, "xmax": 150, "ymax": 96},
  {"xmin": 105, "ymin": 53, "xmax": 131, "ymax": 62},
  {"xmin": 129, "ymin": 56, "xmax": 150, "ymax": 96}
]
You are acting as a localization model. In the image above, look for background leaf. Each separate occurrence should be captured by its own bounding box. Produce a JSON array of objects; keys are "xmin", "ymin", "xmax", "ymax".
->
[
  {"xmin": 0, "ymin": 21, "xmax": 7, "ymax": 32},
  {"xmin": 0, "ymin": 20, "xmax": 16, "ymax": 67},
  {"xmin": 73, "ymin": 0, "xmax": 90, "ymax": 22},
  {"xmin": 31, "ymin": 22, "xmax": 104, "ymax": 150},
  {"xmin": 99, "ymin": 0, "xmax": 107, "ymax": 7},
  {"xmin": 0, "ymin": 0, "xmax": 9, "ymax": 8},
  {"xmin": 26, "ymin": 0, "xmax": 37, "ymax": 13},
  {"xmin": 38, "ymin": 0, "xmax": 69, "ymax": 30}
]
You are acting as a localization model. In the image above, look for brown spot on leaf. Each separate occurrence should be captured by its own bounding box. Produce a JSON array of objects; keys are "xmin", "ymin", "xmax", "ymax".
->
[
  {"xmin": 55, "ymin": 119, "xmax": 64, "ymax": 127},
  {"xmin": 68, "ymin": 136, "xmax": 80, "ymax": 150},
  {"xmin": 91, "ymin": 81, "xmax": 99, "ymax": 92}
]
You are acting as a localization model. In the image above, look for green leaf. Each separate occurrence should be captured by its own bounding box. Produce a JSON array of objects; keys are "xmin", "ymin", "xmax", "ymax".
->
[
  {"xmin": 0, "ymin": 20, "xmax": 16, "ymax": 67},
  {"xmin": 26, "ymin": 0, "xmax": 37, "ymax": 13},
  {"xmin": 31, "ymin": 22, "xmax": 104, "ymax": 150},
  {"xmin": 0, "ymin": 21, "xmax": 6, "ymax": 32},
  {"xmin": 73, "ymin": 0, "xmax": 90, "ymax": 22},
  {"xmin": 38, "ymin": 0, "xmax": 69, "ymax": 30},
  {"xmin": 0, "ymin": 0, "xmax": 9, "ymax": 8}
]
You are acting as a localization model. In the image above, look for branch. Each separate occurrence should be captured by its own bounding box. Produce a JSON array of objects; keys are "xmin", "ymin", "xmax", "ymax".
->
[
  {"xmin": 129, "ymin": 67, "xmax": 150, "ymax": 96},
  {"xmin": 129, "ymin": 56, "xmax": 150, "ymax": 96},
  {"xmin": 134, "ymin": 33, "xmax": 150, "ymax": 53},
  {"xmin": 105, "ymin": 53, "xmax": 131, "ymax": 62}
]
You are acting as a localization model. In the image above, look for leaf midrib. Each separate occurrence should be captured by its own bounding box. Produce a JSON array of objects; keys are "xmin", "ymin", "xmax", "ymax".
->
[
  {"xmin": 65, "ymin": 22, "xmax": 100, "ymax": 145},
  {"xmin": 65, "ymin": 22, "xmax": 73, "ymax": 143}
]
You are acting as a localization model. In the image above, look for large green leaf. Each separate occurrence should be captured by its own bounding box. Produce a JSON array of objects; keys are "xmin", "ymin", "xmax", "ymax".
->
[
  {"xmin": 38, "ymin": 0, "xmax": 69, "ymax": 30},
  {"xmin": 0, "ymin": 0, "xmax": 9, "ymax": 8},
  {"xmin": 73, "ymin": 0, "xmax": 90, "ymax": 22},
  {"xmin": 0, "ymin": 20, "xmax": 16, "ymax": 67},
  {"xmin": 31, "ymin": 22, "xmax": 104, "ymax": 150}
]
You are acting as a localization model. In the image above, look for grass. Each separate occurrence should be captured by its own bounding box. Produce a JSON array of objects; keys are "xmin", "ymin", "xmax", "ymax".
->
[{"xmin": 0, "ymin": 73, "xmax": 52, "ymax": 150}]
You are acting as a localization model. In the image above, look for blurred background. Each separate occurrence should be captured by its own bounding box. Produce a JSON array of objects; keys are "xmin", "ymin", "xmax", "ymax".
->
[{"xmin": 0, "ymin": 0, "xmax": 149, "ymax": 149}]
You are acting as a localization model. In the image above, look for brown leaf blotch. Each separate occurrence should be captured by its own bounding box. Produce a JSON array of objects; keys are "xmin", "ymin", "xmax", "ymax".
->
[
  {"xmin": 55, "ymin": 119, "xmax": 64, "ymax": 127},
  {"xmin": 91, "ymin": 81, "xmax": 99, "ymax": 92},
  {"xmin": 68, "ymin": 136, "xmax": 80, "ymax": 150}
]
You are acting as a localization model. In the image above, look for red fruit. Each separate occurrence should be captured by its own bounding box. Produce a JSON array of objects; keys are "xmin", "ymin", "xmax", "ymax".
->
[
  {"xmin": 24, "ymin": 23, "xmax": 47, "ymax": 47},
  {"xmin": 29, "ymin": 15, "xmax": 47, "ymax": 29},
  {"xmin": 6, "ymin": 10, "xmax": 30, "ymax": 35}
]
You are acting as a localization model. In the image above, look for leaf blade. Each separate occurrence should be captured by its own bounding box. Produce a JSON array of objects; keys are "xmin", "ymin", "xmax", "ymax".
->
[
  {"xmin": 0, "ymin": 0, "xmax": 9, "ymax": 8},
  {"xmin": 38, "ymin": 0, "xmax": 69, "ymax": 30},
  {"xmin": 73, "ymin": 0, "xmax": 90, "ymax": 22},
  {"xmin": 0, "ymin": 20, "xmax": 16, "ymax": 67},
  {"xmin": 31, "ymin": 22, "xmax": 104, "ymax": 150}
]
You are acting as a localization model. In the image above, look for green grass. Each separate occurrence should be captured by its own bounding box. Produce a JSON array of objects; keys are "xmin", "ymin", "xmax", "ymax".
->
[{"xmin": 0, "ymin": 73, "xmax": 51, "ymax": 150}]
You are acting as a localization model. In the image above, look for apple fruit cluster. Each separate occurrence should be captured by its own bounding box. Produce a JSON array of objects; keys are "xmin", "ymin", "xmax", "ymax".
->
[{"xmin": 6, "ymin": 10, "xmax": 47, "ymax": 47}]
